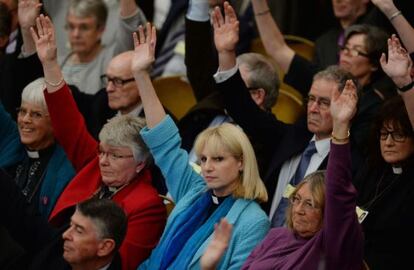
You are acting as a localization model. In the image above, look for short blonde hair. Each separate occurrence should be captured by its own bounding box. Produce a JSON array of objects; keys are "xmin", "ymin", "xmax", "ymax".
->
[
  {"xmin": 194, "ymin": 123, "xmax": 268, "ymax": 203},
  {"xmin": 21, "ymin": 78, "xmax": 47, "ymax": 110},
  {"xmin": 285, "ymin": 170, "xmax": 325, "ymax": 230},
  {"xmin": 99, "ymin": 115, "xmax": 152, "ymax": 165}
]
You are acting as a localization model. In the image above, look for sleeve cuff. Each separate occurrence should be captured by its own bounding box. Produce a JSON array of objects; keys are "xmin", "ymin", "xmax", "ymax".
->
[{"xmin": 213, "ymin": 63, "xmax": 239, "ymax": 83}]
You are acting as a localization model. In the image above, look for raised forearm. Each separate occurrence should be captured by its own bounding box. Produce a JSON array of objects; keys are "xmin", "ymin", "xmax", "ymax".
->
[{"xmin": 251, "ymin": 0, "xmax": 294, "ymax": 72}]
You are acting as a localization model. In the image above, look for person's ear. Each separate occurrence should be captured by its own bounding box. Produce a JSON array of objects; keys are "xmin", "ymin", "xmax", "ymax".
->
[
  {"xmin": 97, "ymin": 238, "xmax": 116, "ymax": 257},
  {"xmin": 135, "ymin": 161, "xmax": 146, "ymax": 174}
]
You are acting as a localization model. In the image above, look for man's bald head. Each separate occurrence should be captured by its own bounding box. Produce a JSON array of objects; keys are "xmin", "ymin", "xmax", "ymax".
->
[{"xmin": 105, "ymin": 51, "xmax": 141, "ymax": 114}]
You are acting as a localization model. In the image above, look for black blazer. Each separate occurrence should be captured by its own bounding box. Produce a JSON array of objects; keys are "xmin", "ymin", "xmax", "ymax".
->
[{"xmin": 216, "ymin": 71, "xmax": 329, "ymax": 213}]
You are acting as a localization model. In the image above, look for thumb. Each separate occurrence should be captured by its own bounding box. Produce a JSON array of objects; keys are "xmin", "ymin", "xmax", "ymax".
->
[{"xmin": 379, "ymin": 52, "xmax": 387, "ymax": 69}]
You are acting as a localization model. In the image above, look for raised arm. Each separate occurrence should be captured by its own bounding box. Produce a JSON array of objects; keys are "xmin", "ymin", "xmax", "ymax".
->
[
  {"xmin": 131, "ymin": 23, "xmax": 165, "ymax": 128},
  {"xmin": 31, "ymin": 15, "xmax": 97, "ymax": 170},
  {"xmin": 251, "ymin": 0, "xmax": 294, "ymax": 73},
  {"xmin": 371, "ymin": 0, "xmax": 414, "ymax": 53},
  {"xmin": 212, "ymin": 1, "xmax": 239, "ymax": 71},
  {"xmin": 325, "ymin": 80, "xmax": 363, "ymax": 268},
  {"xmin": 18, "ymin": 0, "xmax": 42, "ymax": 56},
  {"xmin": 380, "ymin": 35, "xmax": 414, "ymax": 126}
]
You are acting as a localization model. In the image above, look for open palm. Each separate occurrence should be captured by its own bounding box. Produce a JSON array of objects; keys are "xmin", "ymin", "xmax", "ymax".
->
[
  {"xmin": 212, "ymin": 2, "xmax": 239, "ymax": 53},
  {"xmin": 380, "ymin": 36, "xmax": 412, "ymax": 84},
  {"xmin": 330, "ymin": 80, "xmax": 358, "ymax": 124},
  {"xmin": 18, "ymin": 0, "xmax": 42, "ymax": 29},
  {"xmin": 30, "ymin": 15, "xmax": 57, "ymax": 64},
  {"xmin": 131, "ymin": 23, "xmax": 156, "ymax": 74}
]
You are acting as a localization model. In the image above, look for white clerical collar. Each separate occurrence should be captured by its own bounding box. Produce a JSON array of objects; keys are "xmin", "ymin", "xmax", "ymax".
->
[
  {"xmin": 392, "ymin": 166, "xmax": 403, "ymax": 174},
  {"xmin": 26, "ymin": 150, "xmax": 39, "ymax": 159}
]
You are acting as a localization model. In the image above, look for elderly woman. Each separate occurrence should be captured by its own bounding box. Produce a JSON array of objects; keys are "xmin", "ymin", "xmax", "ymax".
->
[
  {"xmin": 31, "ymin": 15, "xmax": 166, "ymax": 270},
  {"xmin": 201, "ymin": 80, "xmax": 364, "ymax": 270},
  {"xmin": 353, "ymin": 36, "xmax": 414, "ymax": 269},
  {"xmin": 0, "ymin": 78, "xmax": 74, "ymax": 218},
  {"xmin": 130, "ymin": 23, "xmax": 269, "ymax": 270}
]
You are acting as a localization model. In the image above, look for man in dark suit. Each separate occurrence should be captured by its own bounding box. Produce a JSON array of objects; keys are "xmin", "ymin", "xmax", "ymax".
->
[
  {"xmin": 0, "ymin": 169, "xmax": 126, "ymax": 270},
  {"xmin": 212, "ymin": 2, "xmax": 355, "ymax": 227}
]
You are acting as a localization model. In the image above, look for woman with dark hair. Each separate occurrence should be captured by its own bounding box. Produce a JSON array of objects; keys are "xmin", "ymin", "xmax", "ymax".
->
[{"xmin": 354, "ymin": 35, "xmax": 414, "ymax": 269}]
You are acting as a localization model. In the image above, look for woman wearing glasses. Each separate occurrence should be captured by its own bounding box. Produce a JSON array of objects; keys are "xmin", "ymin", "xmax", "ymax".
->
[
  {"xmin": 353, "ymin": 36, "xmax": 414, "ymax": 269},
  {"xmin": 30, "ymin": 15, "xmax": 166, "ymax": 270},
  {"xmin": 0, "ymin": 78, "xmax": 75, "ymax": 218},
  {"xmin": 201, "ymin": 77, "xmax": 364, "ymax": 269}
]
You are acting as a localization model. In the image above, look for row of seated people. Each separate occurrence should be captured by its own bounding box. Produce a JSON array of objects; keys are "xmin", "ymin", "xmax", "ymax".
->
[{"xmin": 1, "ymin": 0, "xmax": 414, "ymax": 269}]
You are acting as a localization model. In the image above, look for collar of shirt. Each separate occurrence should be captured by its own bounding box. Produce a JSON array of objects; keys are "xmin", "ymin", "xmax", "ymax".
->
[
  {"xmin": 312, "ymin": 135, "xmax": 331, "ymax": 158},
  {"xmin": 117, "ymin": 103, "xmax": 143, "ymax": 117}
]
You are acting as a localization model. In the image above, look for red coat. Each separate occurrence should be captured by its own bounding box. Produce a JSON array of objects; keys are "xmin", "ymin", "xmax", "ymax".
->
[{"xmin": 45, "ymin": 85, "xmax": 166, "ymax": 270}]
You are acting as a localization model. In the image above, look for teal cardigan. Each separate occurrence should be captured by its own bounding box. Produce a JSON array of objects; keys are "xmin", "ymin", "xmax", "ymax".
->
[
  {"xmin": 0, "ymin": 103, "xmax": 75, "ymax": 218},
  {"xmin": 138, "ymin": 116, "xmax": 269, "ymax": 270}
]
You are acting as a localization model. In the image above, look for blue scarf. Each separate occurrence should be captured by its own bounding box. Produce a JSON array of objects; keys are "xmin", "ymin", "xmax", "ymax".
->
[{"xmin": 159, "ymin": 191, "xmax": 235, "ymax": 270}]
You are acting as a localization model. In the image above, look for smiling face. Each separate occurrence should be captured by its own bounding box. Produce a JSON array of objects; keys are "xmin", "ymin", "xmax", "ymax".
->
[
  {"xmin": 66, "ymin": 11, "xmax": 104, "ymax": 57},
  {"xmin": 17, "ymin": 102, "xmax": 54, "ymax": 150},
  {"xmin": 199, "ymin": 144, "xmax": 243, "ymax": 197},
  {"xmin": 306, "ymin": 79, "xmax": 338, "ymax": 140},
  {"xmin": 339, "ymin": 34, "xmax": 375, "ymax": 86},
  {"xmin": 291, "ymin": 183, "xmax": 323, "ymax": 238},
  {"xmin": 105, "ymin": 52, "xmax": 140, "ymax": 114},
  {"xmin": 98, "ymin": 143, "xmax": 143, "ymax": 187},
  {"xmin": 380, "ymin": 122, "xmax": 414, "ymax": 165}
]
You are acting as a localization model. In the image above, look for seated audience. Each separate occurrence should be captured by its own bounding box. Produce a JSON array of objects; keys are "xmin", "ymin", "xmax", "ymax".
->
[
  {"xmin": 26, "ymin": 0, "xmax": 146, "ymax": 94},
  {"xmin": 132, "ymin": 23, "xmax": 270, "ymax": 269},
  {"xmin": 212, "ymin": 3, "xmax": 355, "ymax": 228},
  {"xmin": 201, "ymin": 78, "xmax": 364, "ymax": 270},
  {"xmin": 182, "ymin": 0, "xmax": 279, "ymax": 174},
  {"xmin": 0, "ymin": 170, "xmax": 126, "ymax": 270},
  {"xmin": 0, "ymin": 78, "xmax": 75, "ymax": 218},
  {"xmin": 354, "ymin": 35, "xmax": 414, "ymax": 269},
  {"xmin": 252, "ymin": 0, "xmax": 389, "ymax": 152},
  {"xmin": 31, "ymin": 15, "xmax": 166, "ymax": 270}
]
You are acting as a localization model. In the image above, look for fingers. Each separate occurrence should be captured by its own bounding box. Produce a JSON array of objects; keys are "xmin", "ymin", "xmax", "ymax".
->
[
  {"xmin": 379, "ymin": 52, "xmax": 387, "ymax": 69},
  {"xmin": 224, "ymin": 1, "xmax": 237, "ymax": 24}
]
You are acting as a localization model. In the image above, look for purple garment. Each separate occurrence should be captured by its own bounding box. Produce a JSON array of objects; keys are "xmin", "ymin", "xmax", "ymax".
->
[{"xmin": 242, "ymin": 143, "xmax": 363, "ymax": 270}]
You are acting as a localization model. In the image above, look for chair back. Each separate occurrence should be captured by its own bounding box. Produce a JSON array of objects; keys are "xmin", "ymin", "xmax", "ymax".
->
[
  {"xmin": 272, "ymin": 87, "xmax": 305, "ymax": 124},
  {"xmin": 284, "ymin": 35, "xmax": 315, "ymax": 61},
  {"xmin": 153, "ymin": 76, "xmax": 197, "ymax": 120}
]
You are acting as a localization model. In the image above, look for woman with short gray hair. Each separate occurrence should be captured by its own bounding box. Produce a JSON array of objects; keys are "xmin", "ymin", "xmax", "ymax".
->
[{"xmin": 0, "ymin": 77, "xmax": 75, "ymax": 218}]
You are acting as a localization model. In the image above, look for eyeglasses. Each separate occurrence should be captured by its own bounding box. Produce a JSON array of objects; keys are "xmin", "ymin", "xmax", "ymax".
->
[
  {"xmin": 65, "ymin": 23, "xmax": 97, "ymax": 33},
  {"xmin": 100, "ymin": 75, "xmax": 135, "ymax": 88},
  {"xmin": 339, "ymin": 45, "xmax": 370, "ymax": 58},
  {"xmin": 16, "ymin": 107, "xmax": 49, "ymax": 120},
  {"xmin": 305, "ymin": 95, "xmax": 331, "ymax": 110},
  {"xmin": 290, "ymin": 195, "xmax": 320, "ymax": 212},
  {"xmin": 97, "ymin": 147, "xmax": 134, "ymax": 161},
  {"xmin": 379, "ymin": 130, "xmax": 407, "ymax": 142}
]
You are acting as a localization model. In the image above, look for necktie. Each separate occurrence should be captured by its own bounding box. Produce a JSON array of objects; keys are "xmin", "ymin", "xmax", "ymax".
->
[
  {"xmin": 271, "ymin": 141, "xmax": 317, "ymax": 227},
  {"xmin": 99, "ymin": 185, "xmax": 114, "ymax": 199}
]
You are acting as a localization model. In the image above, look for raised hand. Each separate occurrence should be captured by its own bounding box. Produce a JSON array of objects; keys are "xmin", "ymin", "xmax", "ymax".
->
[
  {"xmin": 200, "ymin": 219, "xmax": 233, "ymax": 270},
  {"xmin": 18, "ymin": 0, "xmax": 42, "ymax": 30},
  {"xmin": 212, "ymin": 1, "xmax": 239, "ymax": 54},
  {"xmin": 380, "ymin": 35, "xmax": 413, "ymax": 88},
  {"xmin": 30, "ymin": 15, "xmax": 57, "ymax": 64},
  {"xmin": 131, "ymin": 23, "xmax": 156, "ymax": 76},
  {"xmin": 330, "ymin": 80, "xmax": 358, "ymax": 125}
]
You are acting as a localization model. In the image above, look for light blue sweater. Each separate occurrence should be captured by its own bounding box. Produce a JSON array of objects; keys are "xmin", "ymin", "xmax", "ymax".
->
[{"xmin": 139, "ymin": 115, "xmax": 269, "ymax": 270}]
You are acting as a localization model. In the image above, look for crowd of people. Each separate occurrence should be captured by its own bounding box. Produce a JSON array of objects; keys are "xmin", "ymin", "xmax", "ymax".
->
[{"xmin": 0, "ymin": 0, "xmax": 413, "ymax": 269}]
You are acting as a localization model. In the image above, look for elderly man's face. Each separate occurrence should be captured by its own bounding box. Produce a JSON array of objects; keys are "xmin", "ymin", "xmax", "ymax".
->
[
  {"xmin": 62, "ymin": 210, "xmax": 104, "ymax": 266},
  {"xmin": 105, "ymin": 53, "xmax": 141, "ymax": 114},
  {"xmin": 66, "ymin": 11, "xmax": 104, "ymax": 57},
  {"xmin": 17, "ymin": 102, "xmax": 54, "ymax": 150},
  {"xmin": 306, "ymin": 79, "xmax": 338, "ymax": 140},
  {"xmin": 97, "ymin": 143, "xmax": 143, "ymax": 187}
]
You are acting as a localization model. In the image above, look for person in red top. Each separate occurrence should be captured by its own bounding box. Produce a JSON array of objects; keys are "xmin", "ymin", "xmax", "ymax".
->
[{"xmin": 30, "ymin": 14, "xmax": 166, "ymax": 270}]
